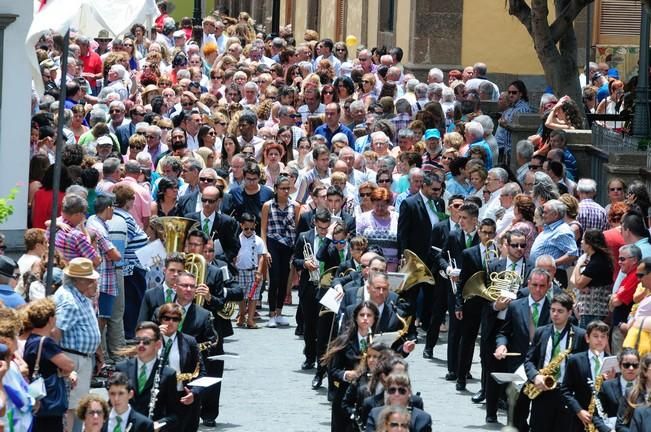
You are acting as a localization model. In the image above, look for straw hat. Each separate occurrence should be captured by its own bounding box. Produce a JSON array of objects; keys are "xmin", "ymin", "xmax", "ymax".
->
[
  {"xmin": 63, "ymin": 257, "xmax": 99, "ymax": 280},
  {"xmin": 94, "ymin": 29, "xmax": 112, "ymax": 42}
]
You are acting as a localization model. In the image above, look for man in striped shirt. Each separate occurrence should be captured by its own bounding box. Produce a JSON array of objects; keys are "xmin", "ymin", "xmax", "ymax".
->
[{"xmin": 55, "ymin": 193, "xmax": 100, "ymax": 267}]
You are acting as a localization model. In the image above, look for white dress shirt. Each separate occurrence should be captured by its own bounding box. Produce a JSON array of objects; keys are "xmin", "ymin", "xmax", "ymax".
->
[
  {"xmin": 419, "ymin": 191, "xmax": 440, "ymax": 227},
  {"xmin": 543, "ymin": 325, "xmax": 569, "ymax": 382},
  {"xmin": 161, "ymin": 334, "xmax": 181, "ymax": 390},
  {"xmin": 107, "ymin": 407, "xmax": 131, "ymax": 432}
]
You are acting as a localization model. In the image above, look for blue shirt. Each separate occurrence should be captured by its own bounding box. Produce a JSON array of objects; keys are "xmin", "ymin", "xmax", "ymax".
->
[
  {"xmin": 53, "ymin": 283, "xmax": 101, "ymax": 355},
  {"xmin": 314, "ymin": 123, "xmax": 356, "ymax": 150},
  {"xmin": 529, "ymin": 219, "xmax": 579, "ymax": 269},
  {"xmin": 0, "ymin": 285, "xmax": 25, "ymax": 308},
  {"xmin": 466, "ymin": 139, "xmax": 493, "ymax": 170},
  {"xmin": 445, "ymin": 177, "xmax": 472, "ymax": 197},
  {"xmin": 635, "ymin": 238, "xmax": 651, "ymax": 259}
]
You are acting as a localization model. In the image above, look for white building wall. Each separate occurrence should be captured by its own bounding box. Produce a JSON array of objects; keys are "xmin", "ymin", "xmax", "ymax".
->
[{"xmin": 0, "ymin": 0, "xmax": 32, "ymax": 246}]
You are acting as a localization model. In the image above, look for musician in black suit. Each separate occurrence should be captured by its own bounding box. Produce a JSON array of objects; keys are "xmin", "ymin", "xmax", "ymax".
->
[
  {"xmin": 479, "ymin": 230, "xmax": 534, "ymax": 407},
  {"xmin": 138, "ymin": 254, "xmax": 185, "ymax": 324},
  {"xmin": 296, "ymin": 183, "xmax": 328, "ymax": 235},
  {"xmin": 177, "ymin": 167, "xmax": 219, "ymax": 217},
  {"xmin": 597, "ymin": 348, "xmax": 640, "ymax": 428},
  {"xmin": 153, "ymin": 271, "xmax": 219, "ymax": 427},
  {"xmin": 560, "ymin": 320, "xmax": 612, "ymax": 432},
  {"xmin": 432, "ymin": 201, "xmax": 480, "ymax": 381},
  {"xmin": 103, "ymin": 372, "xmax": 154, "ymax": 432},
  {"xmin": 494, "ymin": 268, "xmax": 552, "ymax": 426},
  {"xmin": 322, "ymin": 301, "xmax": 380, "ymax": 432},
  {"xmin": 365, "ymin": 372, "xmax": 432, "ymax": 432},
  {"xmin": 293, "ymin": 208, "xmax": 332, "ymax": 372},
  {"xmin": 630, "ymin": 406, "xmax": 651, "ymax": 432},
  {"xmin": 186, "ymin": 185, "xmax": 241, "ymax": 266},
  {"xmin": 455, "ymin": 218, "xmax": 498, "ymax": 392},
  {"xmin": 424, "ymin": 194, "xmax": 464, "ymax": 359},
  {"xmin": 157, "ymin": 303, "xmax": 206, "ymax": 432},
  {"xmin": 115, "ymin": 322, "xmax": 178, "ymax": 430},
  {"xmin": 338, "ymin": 254, "xmax": 387, "ymax": 317},
  {"xmin": 524, "ymin": 293, "xmax": 588, "ymax": 432},
  {"xmin": 517, "ymin": 254, "xmax": 564, "ymax": 300},
  {"xmin": 397, "ymin": 172, "xmax": 445, "ymax": 319}
]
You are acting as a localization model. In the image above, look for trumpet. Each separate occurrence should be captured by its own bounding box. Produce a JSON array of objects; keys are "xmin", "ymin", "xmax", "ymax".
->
[
  {"xmin": 447, "ymin": 250, "xmax": 459, "ymax": 294},
  {"xmin": 303, "ymin": 242, "xmax": 320, "ymax": 283}
]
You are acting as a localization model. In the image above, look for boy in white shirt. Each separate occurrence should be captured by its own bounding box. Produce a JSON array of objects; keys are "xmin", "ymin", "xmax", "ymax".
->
[{"xmin": 235, "ymin": 213, "xmax": 266, "ymax": 329}]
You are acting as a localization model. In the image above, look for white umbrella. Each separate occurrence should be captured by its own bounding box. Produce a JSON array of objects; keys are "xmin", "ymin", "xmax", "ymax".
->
[{"xmin": 26, "ymin": 0, "xmax": 160, "ymax": 95}]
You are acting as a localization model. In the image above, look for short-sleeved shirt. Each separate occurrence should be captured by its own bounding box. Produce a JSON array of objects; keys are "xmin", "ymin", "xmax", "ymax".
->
[
  {"xmin": 54, "ymin": 218, "xmax": 99, "ymax": 263},
  {"xmin": 581, "ymin": 251, "xmax": 614, "ymax": 287},
  {"xmin": 236, "ymin": 233, "xmax": 265, "ymax": 270},
  {"xmin": 53, "ymin": 283, "xmax": 101, "ymax": 355},
  {"xmin": 87, "ymin": 215, "xmax": 117, "ymax": 296},
  {"xmin": 79, "ymin": 50, "xmax": 103, "ymax": 88},
  {"xmin": 109, "ymin": 177, "xmax": 152, "ymax": 229},
  {"xmin": 313, "ymin": 123, "xmax": 356, "ymax": 150},
  {"xmin": 23, "ymin": 334, "xmax": 63, "ymax": 378},
  {"xmin": 112, "ymin": 208, "xmax": 149, "ymax": 275}
]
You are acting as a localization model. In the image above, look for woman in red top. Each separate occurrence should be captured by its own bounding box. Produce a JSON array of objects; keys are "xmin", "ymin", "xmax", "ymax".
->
[
  {"xmin": 31, "ymin": 165, "xmax": 72, "ymax": 229},
  {"xmin": 603, "ymin": 202, "xmax": 630, "ymax": 280}
]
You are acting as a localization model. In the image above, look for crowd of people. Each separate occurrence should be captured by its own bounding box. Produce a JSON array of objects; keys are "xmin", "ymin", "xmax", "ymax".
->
[{"xmin": 0, "ymin": 2, "xmax": 650, "ymax": 431}]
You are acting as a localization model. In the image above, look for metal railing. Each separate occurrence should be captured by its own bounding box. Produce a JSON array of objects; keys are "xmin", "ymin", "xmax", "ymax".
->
[{"xmin": 591, "ymin": 123, "xmax": 642, "ymax": 153}]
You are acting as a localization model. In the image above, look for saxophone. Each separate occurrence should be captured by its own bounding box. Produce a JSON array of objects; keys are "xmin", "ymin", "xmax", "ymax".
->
[
  {"xmin": 523, "ymin": 328, "xmax": 574, "ymax": 399},
  {"xmin": 177, "ymin": 359, "xmax": 200, "ymax": 383},
  {"xmin": 586, "ymin": 375, "xmax": 605, "ymax": 432}
]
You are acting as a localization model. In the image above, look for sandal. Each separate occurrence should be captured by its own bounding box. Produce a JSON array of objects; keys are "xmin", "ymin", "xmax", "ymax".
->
[{"xmin": 246, "ymin": 323, "xmax": 260, "ymax": 329}]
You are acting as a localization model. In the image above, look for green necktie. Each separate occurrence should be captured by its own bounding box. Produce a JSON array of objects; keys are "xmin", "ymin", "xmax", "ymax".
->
[
  {"xmin": 202, "ymin": 218, "xmax": 210, "ymax": 235},
  {"xmin": 427, "ymin": 199, "xmax": 436, "ymax": 213},
  {"xmin": 552, "ymin": 331, "xmax": 561, "ymax": 359},
  {"xmin": 510, "ymin": 262, "xmax": 517, "ymax": 271},
  {"xmin": 532, "ymin": 302, "xmax": 540, "ymax": 327},
  {"xmin": 626, "ymin": 381, "xmax": 634, "ymax": 390},
  {"xmin": 455, "ymin": 223, "xmax": 461, "ymax": 231},
  {"xmin": 317, "ymin": 237, "xmax": 325, "ymax": 274},
  {"xmin": 113, "ymin": 416, "xmax": 122, "ymax": 432},
  {"xmin": 179, "ymin": 309, "xmax": 186, "ymax": 331},
  {"xmin": 593, "ymin": 355, "xmax": 601, "ymax": 379},
  {"xmin": 360, "ymin": 337, "xmax": 368, "ymax": 353},
  {"xmin": 465, "ymin": 234, "xmax": 473, "ymax": 248},
  {"xmin": 138, "ymin": 363, "xmax": 147, "ymax": 392},
  {"xmin": 339, "ymin": 249, "xmax": 345, "ymax": 262},
  {"xmin": 165, "ymin": 288, "xmax": 174, "ymax": 303}
]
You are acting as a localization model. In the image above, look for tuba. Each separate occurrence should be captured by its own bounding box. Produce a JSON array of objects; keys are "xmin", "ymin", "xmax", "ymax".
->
[
  {"xmin": 156, "ymin": 217, "xmax": 208, "ymax": 306},
  {"xmin": 394, "ymin": 250, "xmax": 436, "ymax": 294}
]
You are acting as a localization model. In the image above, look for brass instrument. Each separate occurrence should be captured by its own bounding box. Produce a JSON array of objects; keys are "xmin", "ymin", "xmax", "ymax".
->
[
  {"xmin": 463, "ymin": 270, "xmax": 523, "ymax": 302},
  {"xmin": 395, "ymin": 250, "xmax": 436, "ymax": 294},
  {"xmin": 303, "ymin": 242, "xmax": 321, "ymax": 283},
  {"xmin": 523, "ymin": 328, "xmax": 574, "ymax": 399},
  {"xmin": 176, "ymin": 359, "xmax": 201, "ymax": 383},
  {"xmin": 185, "ymin": 253, "xmax": 207, "ymax": 306},
  {"xmin": 586, "ymin": 374, "xmax": 605, "ymax": 432},
  {"xmin": 318, "ymin": 267, "xmax": 340, "ymax": 317}
]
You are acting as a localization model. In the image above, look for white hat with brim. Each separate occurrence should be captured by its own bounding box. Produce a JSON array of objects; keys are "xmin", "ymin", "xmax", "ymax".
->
[{"xmin": 63, "ymin": 257, "xmax": 99, "ymax": 280}]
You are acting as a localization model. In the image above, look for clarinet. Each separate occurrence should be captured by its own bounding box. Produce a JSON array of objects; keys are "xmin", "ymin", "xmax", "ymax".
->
[{"xmin": 148, "ymin": 354, "xmax": 164, "ymax": 418}]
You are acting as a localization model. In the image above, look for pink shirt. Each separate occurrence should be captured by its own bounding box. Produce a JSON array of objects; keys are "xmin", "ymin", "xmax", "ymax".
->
[{"xmin": 109, "ymin": 176, "xmax": 152, "ymax": 228}]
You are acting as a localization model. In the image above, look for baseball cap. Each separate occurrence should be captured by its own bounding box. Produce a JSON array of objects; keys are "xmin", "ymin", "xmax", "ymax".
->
[
  {"xmin": 97, "ymin": 136, "xmax": 113, "ymax": 147},
  {"xmin": 424, "ymin": 129, "xmax": 441, "ymax": 140},
  {"xmin": 173, "ymin": 30, "xmax": 186, "ymax": 38}
]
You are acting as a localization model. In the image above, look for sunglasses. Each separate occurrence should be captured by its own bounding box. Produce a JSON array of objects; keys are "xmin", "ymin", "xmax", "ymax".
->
[
  {"xmin": 509, "ymin": 243, "xmax": 527, "ymax": 249},
  {"xmin": 160, "ymin": 315, "xmax": 182, "ymax": 322},
  {"xmin": 377, "ymin": 178, "xmax": 391, "ymax": 183},
  {"xmin": 387, "ymin": 387, "xmax": 408, "ymax": 395},
  {"xmin": 109, "ymin": 109, "xmax": 122, "ymax": 114},
  {"xmin": 134, "ymin": 337, "xmax": 155, "ymax": 346},
  {"xmin": 529, "ymin": 165, "xmax": 541, "ymax": 170},
  {"xmin": 508, "ymin": 90, "xmax": 519, "ymax": 95},
  {"xmin": 199, "ymin": 177, "xmax": 216, "ymax": 183},
  {"xmin": 201, "ymin": 198, "xmax": 217, "ymax": 204},
  {"xmin": 332, "ymin": 239, "xmax": 347, "ymax": 245},
  {"xmin": 389, "ymin": 422, "xmax": 409, "ymax": 428},
  {"xmin": 622, "ymin": 362, "xmax": 639, "ymax": 369},
  {"xmin": 360, "ymin": 192, "xmax": 372, "ymax": 198}
]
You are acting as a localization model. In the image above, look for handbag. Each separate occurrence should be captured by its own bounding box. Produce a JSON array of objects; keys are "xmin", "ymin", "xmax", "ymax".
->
[
  {"xmin": 30, "ymin": 336, "xmax": 68, "ymax": 417},
  {"xmin": 623, "ymin": 316, "xmax": 651, "ymax": 356}
]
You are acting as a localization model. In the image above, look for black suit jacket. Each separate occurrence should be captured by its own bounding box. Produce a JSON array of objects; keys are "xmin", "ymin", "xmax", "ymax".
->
[
  {"xmin": 456, "ymin": 244, "xmax": 484, "ymax": 310},
  {"xmin": 297, "ymin": 209, "xmax": 356, "ymax": 238},
  {"xmin": 360, "ymin": 392, "xmax": 425, "ymax": 429},
  {"xmin": 115, "ymin": 358, "xmax": 178, "ymax": 428},
  {"xmin": 178, "ymin": 190, "xmax": 199, "ymax": 217},
  {"xmin": 630, "ymin": 406, "xmax": 651, "ymax": 432},
  {"xmin": 496, "ymin": 296, "xmax": 551, "ymax": 371},
  {"xmin": 599, "ymin": 376, "xmax": 625, "ymax": 419},
  {"xmin": 101, "ymin": 408, "xmax": 154, "ymax": 432},
  {"xmin": 524, "ymin": 323, "xmax": 588, "ymax": 382},
  {"xmin": 316, "ymin": 237, "xmax": 352, "ymax": 271},
  {"xmin": 202, "ymin": 263, "xmax": 244, "ymax": 339},
  {"xmin": 172, "ymin": 331, "xmax": 206, "ymax": 398},
  {"xmin": 187, "ymin": 211, "xmax": 241, "ymax": 264},
  {"xmin": 561, "ymin": 351, "xmax": 611, "ymax": 432},
  {"xmin": 154, "ymin": 303, "xmax": 215, "ymax": 345},
  {"xmin": 435, "ymin": 228, "xmax": 480, "ymax": 274},
  {"xmin": 367, "ymin": 406, "xmax": 432, "ymax": 432},
  {"xmin": 138, "ymin": 286, "xmax": 170, "ymax": 324},
  {"xmin": 397, "ymin": 193, "xmax": 438, "ymax": 267},
  {"xmin": 293, "ymin": 230, "xmax": 318, "ymax": 288}
]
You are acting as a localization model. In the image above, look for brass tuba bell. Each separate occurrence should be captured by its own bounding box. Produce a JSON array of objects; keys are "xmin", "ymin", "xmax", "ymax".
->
[{"xmin": 395, "ymin": 250, "xmax": 436, "ymax": 294}]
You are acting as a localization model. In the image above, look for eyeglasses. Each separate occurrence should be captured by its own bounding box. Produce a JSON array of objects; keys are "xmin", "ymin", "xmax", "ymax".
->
[
  {"xmin": 609, "ymin": 187, "xmax": 623, "ymax": 192},
  {"xmin": 431, "ymin": 187, "xmax": 442, "ymax": 191},
  {"xmin": 332, "ymin": 239, "xmax": 347, "ymax": 245},
  {"xmin": 377, "ymin": 178, "xmax": 391, "ymax": 183},
  {"xmin": 335, "ymin": 48, "xmax": 346, "ymax": 52},
  {"xmin": 387, "ymin": 387, "xmax": 408, "ymax": 395},
  {"xmin": 199, "ymin": 177, "xmax": 216, "ymax": 183},
  {"xmin": 145, "ymin": 135, "xmax": 157, "ymax": 139},
  {"xmin": 130, "ymin": 145, "xmax": 144, "ymax": 150},
  {"xmin": 509, "ymin": 243, "xmax": 527, "ymax": 249},
  {"xmin": 508, "ymin": 90, "xmax": 519, "ymax": 95},
  {"xmin": 124, "ymin": 44, "xmax": 133, "ymax": 47},
  {"xmin": 207, "ymin": 132, "xmax": 216, "ymax": 136},
  {"xmin": 160, "ymin": 315, "xmax": 182, "ymax": 322},
  {"xmin": 177, "ymin": 283, "xmax": 196, "ymax": 289},
  {"xmin": 389, "ymin": 422, "xmax": 409, "ymax": 429},
  {"xmin": 480, "ymin": 230, "xmax": 496, "ymax": 236},
  {"xmin": 218, "ymin": 122, "xmax": 227, "ymax": 126},
  {"xmin": 622, "ymin": 362, "xmax": 639, "ymax": 369},
  {"xmin": 182, "ymin": 102, "xmax": 194, "ymax": 107},
  {"xmin": 450, "ymin": 203, "xmax": 463, "ymax": 209},
  {"xmin": 134, "ymin": 337, "xmax": 155, "ymax": 346},
  {"xmin": 109, "ymin": 109, "xmax": 122, "ymax": 114},
  {"xmin": 529, "ymin": 165, "xmax": 541, "ymax": 170},
  {"xmin": 619, "ymin": 256, "xmax": 632, "ymax": 262},
  {"xmin": 10, "ymin": 273, "xmax": 20, "ymax": 280},
  {"xmin": 86, "ymin": 409, "xmax": 104, "ymax": 417},
  {"xmin": 132, "ymin": 111, "xmax": 145, "ymax": 116},
  {"xmin": 242, "ymin": 227, "xmax": 255, "ymax": 232},
  {"xmin": 201, "ymin": 198, "xmax": 217, "ymax": 204},
  {"xmin": 362, "ymin": 80, "xmax": 370, "ymax": 84},
  {"xmin": 360, "ymin": 192, "xmax": 372, "ymax": 198}
]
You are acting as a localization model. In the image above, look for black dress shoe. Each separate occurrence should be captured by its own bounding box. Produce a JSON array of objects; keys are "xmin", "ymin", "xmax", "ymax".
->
[
  {"xmin": 445, "ymin": 372, "xmax": 457, "ymax": 381},
  {"xmin": 485, "ymin": 415, "xmax": 498, "ymax": 423},
  {"xmin": 466, "ymin": 372, "xmax": 473, "ymax": 380},
  {"xmin": 471, "ymin": 389, "xmax": 486, "ymax": 403},
  {"xmin": 312, "ymin": 374, "xmax": 323, "ymax": 389},
  {"xmin": 301, "ymin": 361, "xmax": 315, "ymax": 370},
  {"xmin": 422, "ymin": 348, "xmax": 433, "ymax": 359},
  {"xmin": 202, "ymin": 419, "xmax": 217, "ymax": 427},
  {"xmin": 456, "ymin": 381, "xmax": 466, "ymax": 391},
  {"xmin": 294, "ymin": 326, "xmax": 304, "ymax": 336},
  {"xmin": 497, "ymin": 399, "xmax": 508, "ymax": 411}
]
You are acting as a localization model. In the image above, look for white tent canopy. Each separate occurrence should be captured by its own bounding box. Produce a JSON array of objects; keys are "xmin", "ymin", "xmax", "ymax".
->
[{"xmin": 26, "ymin": 0, "xmax": 160, "ymax": 95}]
